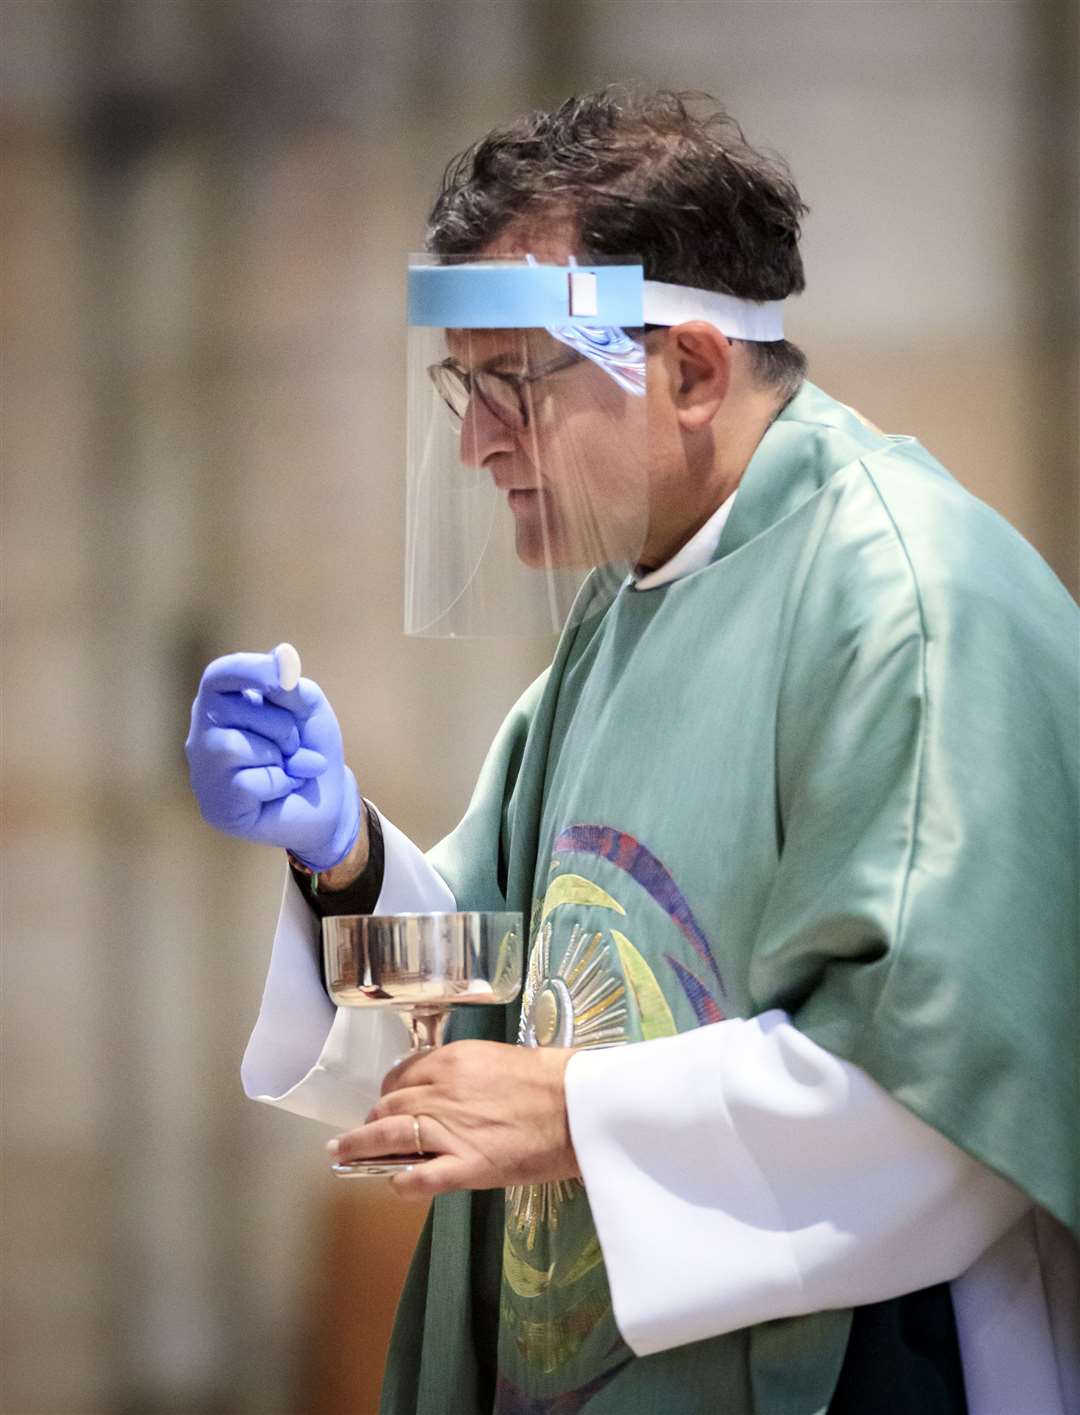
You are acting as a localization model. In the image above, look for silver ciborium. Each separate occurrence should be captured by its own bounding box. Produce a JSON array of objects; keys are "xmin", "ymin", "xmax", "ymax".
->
[{"xmin": 322, "ymin": 912, "xmax": 522, "ymax": 1178}]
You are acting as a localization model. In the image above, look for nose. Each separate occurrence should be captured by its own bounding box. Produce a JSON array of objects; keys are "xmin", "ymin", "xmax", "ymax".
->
[{"xmin": 458, "ymin": 390, "xmax": 517, "ymax": 470}]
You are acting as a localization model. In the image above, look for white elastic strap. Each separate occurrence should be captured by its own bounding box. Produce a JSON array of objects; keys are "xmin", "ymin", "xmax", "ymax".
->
[{"xmin": 643, "ymin": 281, "xmax": 785, "ymax": 342}]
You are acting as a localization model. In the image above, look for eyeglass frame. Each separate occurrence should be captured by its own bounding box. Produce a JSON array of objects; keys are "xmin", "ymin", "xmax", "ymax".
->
[
  {"xmin": 426, "ymin": 325, "xmax": 689, "ymax": 433},
  {"xmin": 427, "ymin": 347, "xmax": 588, "ymax": 432}
]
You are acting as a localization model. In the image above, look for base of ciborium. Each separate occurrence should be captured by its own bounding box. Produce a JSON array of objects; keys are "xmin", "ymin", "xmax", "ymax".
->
[{"xmin": 331, "ymin": 1155, "xmax": 429, "ymax": 1178}]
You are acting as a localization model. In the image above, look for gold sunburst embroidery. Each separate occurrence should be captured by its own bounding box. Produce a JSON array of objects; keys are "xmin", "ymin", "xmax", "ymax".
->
[
  {"xmin": 505, "ymin": 1176, "xmax": 579, "ymax": 1255},
  {"xmin": 509, "ymin": 915, "xmax": 630, "ymax": 1251}
]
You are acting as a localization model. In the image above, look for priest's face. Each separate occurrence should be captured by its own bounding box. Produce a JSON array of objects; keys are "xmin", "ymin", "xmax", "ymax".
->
[
  {"xmin": 446, "ymin": 322, "xmax": 650, "ymax": 570},
  {"xmin": 438, "ymin": 225, "xmax": 657, "ymax": 570}
]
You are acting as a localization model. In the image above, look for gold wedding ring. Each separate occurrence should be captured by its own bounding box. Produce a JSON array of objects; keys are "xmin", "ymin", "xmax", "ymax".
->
[{"xmin": 412, "ymin": 1115, "xmax": 424, "ymax": 1156}]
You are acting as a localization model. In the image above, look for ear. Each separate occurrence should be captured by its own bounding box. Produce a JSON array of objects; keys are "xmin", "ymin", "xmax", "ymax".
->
[{"xmin": 663, "ymin": 321, "xmax": 732, "ymax": 431}]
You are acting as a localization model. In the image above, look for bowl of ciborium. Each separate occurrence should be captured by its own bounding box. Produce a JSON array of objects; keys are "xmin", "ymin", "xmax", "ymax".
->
[{"xmin": 323, "ymin": 911, "xmax": 523, "ymax": 1033}]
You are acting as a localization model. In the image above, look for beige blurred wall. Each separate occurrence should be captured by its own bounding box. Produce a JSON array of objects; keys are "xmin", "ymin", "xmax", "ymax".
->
[{"xmin": 2, "ymin": 3, "xmax": 1076, "ymax": 1413}]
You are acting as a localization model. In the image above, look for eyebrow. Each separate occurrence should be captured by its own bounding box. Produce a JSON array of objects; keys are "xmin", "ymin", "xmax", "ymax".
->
[
  {"xmin": 481, "ymin": 352, "xmax": 522, "ymax": 373},
  {"xmin": 445, "ymin": 328, "xmax": 533, "ymax": 373},
  {"xmin": 446, "ymin": 350, "xmax": 522, "ymax": 375}
]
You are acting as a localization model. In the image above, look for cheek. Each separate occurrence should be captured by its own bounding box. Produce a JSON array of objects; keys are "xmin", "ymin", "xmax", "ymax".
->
[
  {"xmin": 526, "ymin": 399, "xmax": 652, "ymax": 554},
  {"xmin": 645, "ymin": 392, "xmax": 679, "ymax": 459}
]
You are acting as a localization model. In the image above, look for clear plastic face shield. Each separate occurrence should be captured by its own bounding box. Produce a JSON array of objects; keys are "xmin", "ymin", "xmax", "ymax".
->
[{"xmin": 405, "ymin": 255, "xmax": 648, "ymax": 637}]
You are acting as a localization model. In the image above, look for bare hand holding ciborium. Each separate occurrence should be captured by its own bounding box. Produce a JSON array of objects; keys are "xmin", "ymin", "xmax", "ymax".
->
[{"xmin": 322, "ymin": 912, "xmax": 522, "ymax": 1177}]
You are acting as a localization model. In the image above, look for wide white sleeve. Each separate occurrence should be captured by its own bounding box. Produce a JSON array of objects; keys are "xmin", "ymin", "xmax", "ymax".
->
[
  {"xmin": 564, "ymin": 1010, "xmax": 1031, "ymax": 1358},
  {"xmin": 240, "ymin": 806, "xmax": 456, "ymax": 1129}
]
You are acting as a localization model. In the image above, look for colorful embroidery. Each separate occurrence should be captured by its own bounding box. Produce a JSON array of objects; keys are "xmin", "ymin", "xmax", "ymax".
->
[
  {"xmin": 511, "ymin": 1291, "xmax": 615, "ymax": 1374},
  {"xmin": 510, "ymin": 901, "xmax": 630, "ymax": 1253},
  {"xmin": 503, "ymin": 1232, "xmax": 556, "ymax": 1299},
  {"xmin": 520, "ymin": 878, "xmax": 630, "ymax": 1055},
  {"xmin": 507, "ymin": 1174, "xmax": 581, "ymax": 1255},
  {"xmin": 665, "ymin": 953, "xmax": 724, "ymax": 1024},
  {"xmin": 499, "ymin": 827, "xmax": 726, "ymax": 1400},
  {"xmin": 609, "ymin": 929, "xmax": 677, "ymax": 1039},
  {"xmin": 502, "ymin": 1232, "xmax": 605, "ymax": 1300},
  {"xmin": 552, "ymin": 824, "xmax": 726, "ymax": 997},
  {"xmin": 540, "ymin": 873, "xmax": 626, "ymax": 923}
]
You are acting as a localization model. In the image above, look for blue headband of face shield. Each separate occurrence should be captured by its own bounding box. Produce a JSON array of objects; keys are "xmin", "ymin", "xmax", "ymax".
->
[{"xmin": 406, "ymin": 258, "xmax": 648, "ymax": 396}]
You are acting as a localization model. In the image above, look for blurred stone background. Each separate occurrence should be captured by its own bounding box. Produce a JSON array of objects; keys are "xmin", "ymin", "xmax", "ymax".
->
[{"xmin": 2, "ymin": 2, "xmax": 1076, "ymax": 1412}]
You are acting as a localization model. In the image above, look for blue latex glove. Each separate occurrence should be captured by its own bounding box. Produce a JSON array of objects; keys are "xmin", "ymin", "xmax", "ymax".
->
[{"xmin": 185, "ymin": 649, "xmax": 361, "ymax": 871}]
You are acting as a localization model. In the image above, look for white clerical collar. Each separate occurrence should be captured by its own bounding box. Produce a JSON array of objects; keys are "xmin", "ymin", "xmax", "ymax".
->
[{"xmin": 631, "ymin": 491, "xmax": 738, "ymax": 591}]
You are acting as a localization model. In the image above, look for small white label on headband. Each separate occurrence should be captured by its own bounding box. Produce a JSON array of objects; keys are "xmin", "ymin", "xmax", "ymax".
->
[{"xmin": 569, "ymin": 270, "xmax": 599, "ymax": 318}]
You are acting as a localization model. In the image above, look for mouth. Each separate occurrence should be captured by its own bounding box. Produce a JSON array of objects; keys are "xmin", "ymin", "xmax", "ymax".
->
[{"xmin": 506, "ymin": 488, "xmax": 544, "ymax": 507}]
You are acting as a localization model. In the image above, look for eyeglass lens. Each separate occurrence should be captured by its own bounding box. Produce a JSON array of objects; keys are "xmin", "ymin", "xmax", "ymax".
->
[{"xmin": 433, "ymin": 364, "xmax": 525, "ymax": 430}]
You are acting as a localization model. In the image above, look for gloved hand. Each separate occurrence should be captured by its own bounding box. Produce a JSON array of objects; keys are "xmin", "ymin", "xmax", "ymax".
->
[{"xmin": 185, "ymin": 649, "xmax": 361, "ymax": 871}]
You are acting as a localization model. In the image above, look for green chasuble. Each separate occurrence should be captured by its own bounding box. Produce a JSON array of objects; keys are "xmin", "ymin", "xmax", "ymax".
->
[{"xmin": 378, "ymin": 383, "xmax": 1079, "ymax": 1415}]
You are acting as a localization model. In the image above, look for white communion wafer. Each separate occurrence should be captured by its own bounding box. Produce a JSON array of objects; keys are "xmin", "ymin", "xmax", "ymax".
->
[{"xmin": 274, "ymin": 642, "xmax": 302, "ymax": 692}]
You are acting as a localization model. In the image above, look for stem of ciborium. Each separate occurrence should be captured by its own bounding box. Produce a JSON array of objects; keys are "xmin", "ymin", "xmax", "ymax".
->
[{"xmin": 407, "ymin": 1007, "xmax": 450, "ymax": 1052}]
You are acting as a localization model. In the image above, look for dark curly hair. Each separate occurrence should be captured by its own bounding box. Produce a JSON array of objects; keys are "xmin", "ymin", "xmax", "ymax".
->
[{"xmin": 427, "ymin": 87, "xmax": 809, "ymax": 400}]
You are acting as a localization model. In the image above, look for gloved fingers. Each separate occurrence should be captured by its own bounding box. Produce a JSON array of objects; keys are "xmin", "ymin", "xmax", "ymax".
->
[
  {"xmin": 255, "ymin": 781, "xmax": 319, "ymax": 836},
  {"xmin": 199, "ymin": 651, "xmax": 283, "ymax": 700},
  {"xmin": 231, "ymin": 765, "xmax": 301, "ymax": 805},
  {"xmin": 263, "ymin": 675, "xmax": 326, "ymax": 721},
  {"xmin": 205, "ymin": 691, "xmax": 301, "ymax": 755},
  {"xmin": 282, "ymin": 747, "xmax": 328, "ymax": 778},
  {"xmin": 196, "ymin": 652, "xmax": 329, "ymax": 724},
  {"xmin": 198, "ymin": 725, "xmax": 284, "ymax": 772},
  {"xmin": 233, "ymin": 672, "xmax": 328, "ymax": 726}
]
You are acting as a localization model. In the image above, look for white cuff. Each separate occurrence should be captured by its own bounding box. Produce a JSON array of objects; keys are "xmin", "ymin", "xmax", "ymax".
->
[
  {"xmin": 565, "ymin": 1011, "xmax": 1029, "ymax": 1357},
  {"xmin": 376, "ymin": 809, "xmax": 457, "ymax": 914},
  {"xmin": 240, "ymin": 806, "xmax": 456, "ymax": 1129}
]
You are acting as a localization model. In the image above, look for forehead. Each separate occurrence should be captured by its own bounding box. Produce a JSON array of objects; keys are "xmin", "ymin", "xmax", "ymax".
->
[
  {"xmin": 440, "ymin": 216, "xmax": 582, "ymax": 366},
  {"xmin": 480, "ymin": 217, "xmax": 578, "ymax": 264}
]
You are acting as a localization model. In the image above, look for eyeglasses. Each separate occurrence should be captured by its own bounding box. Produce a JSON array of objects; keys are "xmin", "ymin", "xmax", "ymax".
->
[{"xmin": 428, "ymin": 348, "xmax": 585, "ymax": 432}]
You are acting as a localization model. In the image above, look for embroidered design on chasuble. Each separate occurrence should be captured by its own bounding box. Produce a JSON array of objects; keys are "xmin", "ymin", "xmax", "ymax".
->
[{"xmin": 496, "ymin": 826, "xmax": 726, "ymax": 1412}]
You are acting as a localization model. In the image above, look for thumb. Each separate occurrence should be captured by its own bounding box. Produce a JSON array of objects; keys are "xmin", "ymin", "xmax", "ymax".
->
[
  {"xmin": 284, "ymin": 747, "xmax": 329, "ymax": 779},
  {"xmin": 259, "ymin": 642, "xmax": 316, "ymax": 717}
]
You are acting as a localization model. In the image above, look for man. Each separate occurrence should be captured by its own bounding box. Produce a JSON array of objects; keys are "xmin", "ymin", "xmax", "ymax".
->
[{"xmin": 187, "ymin": 90, "xmax": 1078, "ymax": 1414}]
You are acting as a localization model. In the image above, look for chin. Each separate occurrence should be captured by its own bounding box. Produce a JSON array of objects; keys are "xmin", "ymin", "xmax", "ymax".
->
[
  {"xmin": 512, "ymin": 506, "xmax": 627, "ymax": 571},
  {"xmin": 514, "ymin": 525, "xmax": 574, "ymax": 569},
  {"xmin": 515, "ymin": 544, "xmax": 609, "ymax": 573}
]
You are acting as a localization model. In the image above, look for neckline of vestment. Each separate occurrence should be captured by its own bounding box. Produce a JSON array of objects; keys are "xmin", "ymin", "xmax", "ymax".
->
[
  {"xmin": 631, "ymin": 492, "xmax": 738, "ymax": 591},
  {"xmin": 713, "ymin": 381, "xmax": 904, "ymax": 564},
  {"xmin": 626, "ymin": 382, "xmax": 899, "ymax": 602}
]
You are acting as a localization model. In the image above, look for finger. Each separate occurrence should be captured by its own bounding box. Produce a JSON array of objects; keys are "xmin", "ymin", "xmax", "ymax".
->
[
  {"xmin": 205, "ymin": 692, "xmax": 301, "ymax": 755},
  {"xmin": 366, "ymin": 1084, "xmax": 433, "ymax": 1123},
  {"xmin": 283, "ymin": 747, "xmax": 328, "ymax": 779},
  {"xmin": 330, "ymin": 1115, "xmax": 425, "ymax": 1165},
  {"xmin": 200, "ymin": 652, "xmax": 322, "ymax": 718},
  {"xmin": 267, "ymin": 675, "xmax": 326, "ymax": 720},
  {"xmin": 253, "ymin": 783, "xmax": 316, "ymax": 839},
  {"xmin": 381, "ymin": 1049, "xmax": 443, "ymax": 1093},
  {"xmin": 198, "ymin": 725, "xmax": 283, "ymax": 771},
  {"xmin": 199, "ymin": 651, "xmax": 281, "ymax": 700},
  {"xmin": 232, "ymin": 765, "xmax": 301, "ymax": 804}
]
